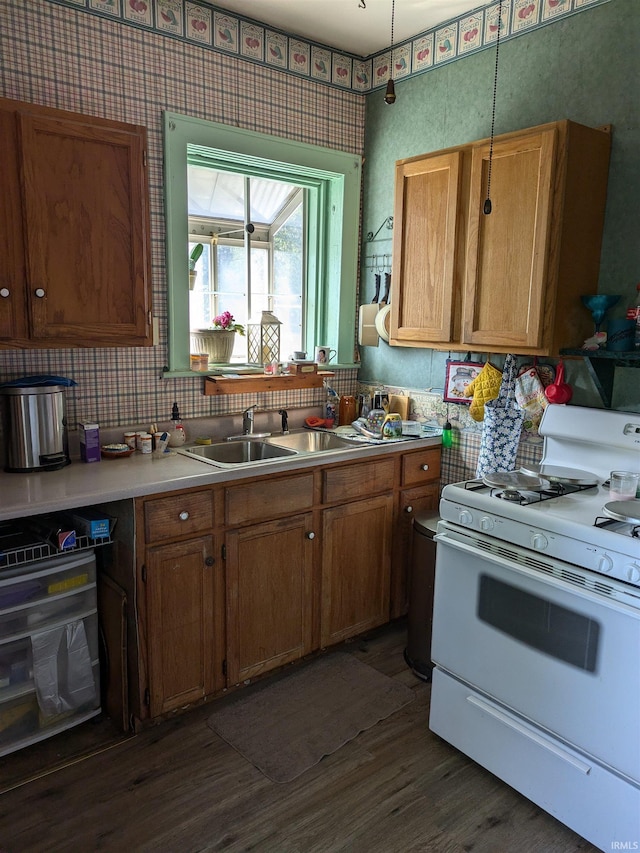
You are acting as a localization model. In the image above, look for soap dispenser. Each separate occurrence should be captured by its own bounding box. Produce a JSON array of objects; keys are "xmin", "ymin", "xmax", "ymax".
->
[{"xmin": 168, "ymin": 402, "xmax": 186, "ymax": 447}]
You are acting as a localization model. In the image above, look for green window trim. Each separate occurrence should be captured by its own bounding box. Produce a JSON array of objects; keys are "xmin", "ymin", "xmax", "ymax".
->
[{"xmin": 163, "ymin": 111, "xmax": 362, "ymax": 373}]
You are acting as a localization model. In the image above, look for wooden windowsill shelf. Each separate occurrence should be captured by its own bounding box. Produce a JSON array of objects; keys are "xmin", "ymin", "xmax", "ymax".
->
[{"xmin": 203, "ymin": 371, "xmax": 334, "ymax": 396}]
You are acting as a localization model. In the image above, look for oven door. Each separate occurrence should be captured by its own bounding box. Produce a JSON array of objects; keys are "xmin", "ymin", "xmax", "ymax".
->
[{"xmin": 431, "ymin": 522, "xmax": 640, "ymax": 784}]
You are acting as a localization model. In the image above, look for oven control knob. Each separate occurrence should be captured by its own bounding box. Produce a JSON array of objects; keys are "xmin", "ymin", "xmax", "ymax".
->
[
  {"xmin": 531, "ymin": 533, "xmax": 548, "ymax": 550},
  {"xmin": 626, "ymin": 564, "xmax": 640, "ymax": 584},
  {"xmin": 597, "ymin": 554, "xmax": 614, "ymax": 574},
  {"xmin": 480, "ymin": 516, "xmax": 494, "ymax": 531},
  {"xmin": 458, "ymin": 510, "xmax": 473, "ymax": 526}
]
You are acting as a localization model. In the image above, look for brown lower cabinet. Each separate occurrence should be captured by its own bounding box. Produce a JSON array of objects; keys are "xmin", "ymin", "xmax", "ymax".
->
[{"xmin": 131, "ymin": 445, "xmax": 441, "ymax": 724}]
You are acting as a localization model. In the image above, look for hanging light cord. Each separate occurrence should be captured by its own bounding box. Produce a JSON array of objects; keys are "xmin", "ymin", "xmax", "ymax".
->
[
  {"xmin": 384, "ymin": 0, "xmax": 397, "ymax": 104},
  {"xmin": 484, "ymin": 0, "xmax": 503, "ymax": 215}
]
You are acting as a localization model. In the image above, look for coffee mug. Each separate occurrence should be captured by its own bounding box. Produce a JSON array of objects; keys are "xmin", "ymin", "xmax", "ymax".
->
[
  {"xmin": 314, "ymin": 346, "xmax": 336, "ymax": 364},
  {"xmin": 292, "ymin": 350, "xmax": 307, "ymax": 360}
]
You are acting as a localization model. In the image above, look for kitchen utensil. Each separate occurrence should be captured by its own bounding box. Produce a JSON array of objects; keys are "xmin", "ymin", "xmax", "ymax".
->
[
  {"xmin": 483, "ymin": 471, "xmax": 549, "ymax": 490},
  {"xmin": 520, "ymin": 463, "xmax": 598, "ymax": 486},
  {"xmin": 358, "ymin": 274, "xmax": 381, "ymax": 347},
  {"xmin": 382, "ymin": 413, "xmax": 403, "ymax": 438},
  {"xmin": 388, "ymin": 394, "xmax": 410, "ymax": 420},
  {"xmin": 544, "ymin": 359, "xmax": 572, "ymax": 404},
  {"xmin": 375, "ymin": 272, "xmax": 392, "ymax": 342}
]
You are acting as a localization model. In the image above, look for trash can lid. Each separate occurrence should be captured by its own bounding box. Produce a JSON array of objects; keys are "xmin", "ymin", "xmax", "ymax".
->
[{"xmin": 413, "ymin": 511, "xmax": 440, "ymax": 536}]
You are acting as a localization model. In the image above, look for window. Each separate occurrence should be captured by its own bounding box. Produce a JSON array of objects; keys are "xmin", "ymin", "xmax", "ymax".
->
[
  {"xmin": 163, "ymin": 112, "xmax": 362, "ymax": 373},
  {"xmin": 188, "ymin": 171, "xmax": 305, "ymax": 361}
]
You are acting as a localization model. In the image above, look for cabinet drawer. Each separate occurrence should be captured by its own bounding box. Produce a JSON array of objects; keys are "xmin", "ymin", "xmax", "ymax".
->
[
  {"xmin": 323, "ymin": 458, "xmax": 395, "ymax": 504},
  {"xmin": 401, "ymin": 448, "xmax": 441, "ymax": 487},
  {"xmin": 225, "ymin": 474, "xmax": 314, "ymax": 527},
  {"xmin": 143, "ymin": 490, "xmax": 214, "ymax": 543}
]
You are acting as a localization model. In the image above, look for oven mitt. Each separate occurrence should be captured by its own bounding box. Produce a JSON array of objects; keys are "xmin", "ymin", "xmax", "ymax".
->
[
  {"xmin": 463, "ymin": 361, "xmax": 503, "ymax": 421},
  {"xmin": 515, "ymin": 367, "xmax": 548, "ymax": 430}
]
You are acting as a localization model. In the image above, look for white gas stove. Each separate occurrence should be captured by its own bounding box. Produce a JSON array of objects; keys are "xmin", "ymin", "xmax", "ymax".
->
[
  {"xmin": 440, "ymin": 405, "xmax": 640, "ymax": 586},
  {"xmin": 431, "ymin": 404, "xmax": 640, "ymax": 852}
]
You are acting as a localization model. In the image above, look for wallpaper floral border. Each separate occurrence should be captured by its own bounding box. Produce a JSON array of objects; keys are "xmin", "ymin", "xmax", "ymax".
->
[{"xmin": 49, "ymin": 0, "xmax": 610, "ymax": 94}]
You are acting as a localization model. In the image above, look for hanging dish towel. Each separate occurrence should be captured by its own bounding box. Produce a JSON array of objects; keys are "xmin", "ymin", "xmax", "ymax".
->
[
  {"xmin": 463, "ymin": 360, "xmax": 503, "ymax": 421},
  {"xmin": 476, "ymin": 354, "xmax": 525, "ymax": 478}
]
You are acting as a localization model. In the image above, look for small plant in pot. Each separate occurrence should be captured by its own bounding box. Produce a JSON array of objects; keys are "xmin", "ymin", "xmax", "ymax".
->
[
  {"xmin": 191, "ymin": 311, "xmax": 245, "ymax": 363},
  {"xmin": 189, "ymin": 243, "xmax": 203, "ymax": 290}
]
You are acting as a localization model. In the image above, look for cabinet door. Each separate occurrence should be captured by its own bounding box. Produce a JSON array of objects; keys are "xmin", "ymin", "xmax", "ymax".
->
[
  {"xmin": 145, "ymin": 535, "xmax": 221, "ymax": 717},
  {"xmin": 321, "ymin": 494, "xmax": 393, "ymax": 647},
  {"xmin": 225, "ymin": 513, "xmax": 316, "ymax": 684},
  {"xmin": 390, "ymin": 151, "xmax": 464, "ymax": 345},
  {"xmin": 0, "ymin": 107, "xmax": 28, "ymax": 341},
  {"xmin": 17, "ymin": 107, "xmax": 152, "ymax": 346},
  {"xmin": 391, "ymin": 484, "xmax": 439, "ymax": 619},
  {"xmin": 462, "ymin": 129, "xmax": 557, "ymax": 350}
]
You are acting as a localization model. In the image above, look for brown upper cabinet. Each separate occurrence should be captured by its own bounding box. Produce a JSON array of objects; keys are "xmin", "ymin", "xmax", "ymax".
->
[
  {"xmin": 389, "ymin": 120, "xmax": 611, "ymax": 355},
  {"xmin": 0, "ymin": 97, "xmax": 152, "ymax": 347}
]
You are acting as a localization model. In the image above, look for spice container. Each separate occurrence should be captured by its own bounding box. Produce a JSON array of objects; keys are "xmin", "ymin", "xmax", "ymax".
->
[{"xmin": 124, "ymin": 431, "xmax": 137, "ymax": 450}]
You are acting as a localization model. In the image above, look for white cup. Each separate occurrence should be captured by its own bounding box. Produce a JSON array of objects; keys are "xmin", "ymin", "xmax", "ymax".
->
[
  {"xmin": 609, "ymin": 470, "xmax": 640, "ymax": 501},
  {"xmin": 292, "ymin": 350, "xmax": 306, "ymax": 360},
  {"xmin": 314, "ymin": 346, "xmax": 337, "ymax": 364}
]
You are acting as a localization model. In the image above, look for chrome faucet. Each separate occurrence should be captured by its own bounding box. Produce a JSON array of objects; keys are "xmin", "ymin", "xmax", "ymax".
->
[{"xmin": 242, "ymin": 404, "xmax": 257, "ymax": 435}]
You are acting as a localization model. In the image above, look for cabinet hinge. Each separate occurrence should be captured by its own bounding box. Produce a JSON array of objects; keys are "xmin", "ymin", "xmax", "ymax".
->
[
  {"xmin": 221, "ymin": 543, "xmax": 226, "ymax": 561},
  {"xmin": 141, "ymin": 564, "xmax": 147, "ymax": 583},
  {"xmin": 143, "ymin": 149, "xmax": 147, "ymax": 168},
  {"xmin": 222, "ymin": 659, "xmax": 227, "ymax": 677},
  {"xmin": 144, "ymin": 688, "xmax": 150, "ymax": 706}
]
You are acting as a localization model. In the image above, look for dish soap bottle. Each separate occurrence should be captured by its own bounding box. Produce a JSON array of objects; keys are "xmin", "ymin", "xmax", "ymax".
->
[
  {"xmin": 324, "ymin": 380, "xmax": 338, "ymax": 427},
  {"xmin": 168, "ymin": 402, "xmax": 186, "ymax": 447}
]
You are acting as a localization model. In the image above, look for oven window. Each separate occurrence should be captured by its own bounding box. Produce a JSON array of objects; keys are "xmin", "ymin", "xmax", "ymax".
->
[{"xmin": 478, "ymin": 575, "xmax": 600, "ymax": 672}]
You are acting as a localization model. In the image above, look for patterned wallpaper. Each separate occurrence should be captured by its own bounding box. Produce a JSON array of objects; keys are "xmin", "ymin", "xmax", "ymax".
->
[
  {"xmin": 44, "ymin": 0, "xmax": 611, "ymax": 94},
  {"xmin": 0, "ymin": 0, "xmax": 364, "ymax": 430}
]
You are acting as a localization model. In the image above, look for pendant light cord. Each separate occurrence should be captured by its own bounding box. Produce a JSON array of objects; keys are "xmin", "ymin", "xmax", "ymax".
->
[{"xmin": 484, "ymin": 0, "xmax": 503, "ymax": 214}]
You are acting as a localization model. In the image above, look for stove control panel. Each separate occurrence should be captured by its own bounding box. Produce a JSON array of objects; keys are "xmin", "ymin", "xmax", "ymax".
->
[{"xmin": 439, "ymin": 498, "xmax": 639, "ymax": 589}]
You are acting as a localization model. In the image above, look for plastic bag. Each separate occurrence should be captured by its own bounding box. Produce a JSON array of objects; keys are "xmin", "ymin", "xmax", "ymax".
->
[
  {"xmin": 31, "ymin": 620, "xmax": 96, "ymax": 718},
  {"xmin": 515, "ymin": 366, "xmax": 547, "ymax": 430}
]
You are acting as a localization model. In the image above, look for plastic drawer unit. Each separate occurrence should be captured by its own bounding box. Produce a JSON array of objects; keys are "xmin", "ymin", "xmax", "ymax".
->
[{"xmin": 0, "ymin": 550, "xmax": 100, "ymax": 756}]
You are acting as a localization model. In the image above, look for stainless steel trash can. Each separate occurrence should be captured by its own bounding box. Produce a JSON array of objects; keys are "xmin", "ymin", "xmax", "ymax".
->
[{"xmin": 404, "ymin": 511, "xmax": 439, "ymax": 681}]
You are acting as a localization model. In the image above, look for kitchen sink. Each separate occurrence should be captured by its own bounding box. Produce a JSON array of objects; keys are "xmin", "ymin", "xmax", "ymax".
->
[
  {"xmin": 180, "ymin": 440, "xmax": 297, "ymax": 467},
  {"xmin": 265, "ymin": 430, "xmax": 355, "ymax": 452}
]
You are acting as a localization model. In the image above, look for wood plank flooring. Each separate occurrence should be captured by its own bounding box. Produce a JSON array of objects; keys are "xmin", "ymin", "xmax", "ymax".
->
[{"xmin": 0, "ymin": 621, "xmax": 600, "ymax": 853}]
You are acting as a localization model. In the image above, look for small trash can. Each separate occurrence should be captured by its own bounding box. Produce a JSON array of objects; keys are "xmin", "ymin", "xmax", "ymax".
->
[{"xmin": 404, "ymin": 511, "xmax": 440, "ymax": 681}]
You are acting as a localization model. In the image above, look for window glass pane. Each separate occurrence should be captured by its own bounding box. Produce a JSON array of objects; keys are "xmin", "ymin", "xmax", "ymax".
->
[{"xmin": 273, "ymin": 202, "xmax": 303, "ymax": 358}]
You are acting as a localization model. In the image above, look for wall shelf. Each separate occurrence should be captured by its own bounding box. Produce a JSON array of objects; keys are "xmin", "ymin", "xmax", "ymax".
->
[
  {"xmin": 203, "ymin": 371, "xmax": 334, "ymax": 396},
  {"xmin": 560, "ymin": 349, "xmax": 640, "ymax": 408}
]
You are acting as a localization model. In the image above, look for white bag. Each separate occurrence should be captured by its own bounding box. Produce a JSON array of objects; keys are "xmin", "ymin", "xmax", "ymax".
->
[
  {"xmin": 476, "ymin": 354, "xmax": 525, "ymax": 478},
  {"xmin": 515, "ymin": 366, "xmax": 547, "ymax": 430}
]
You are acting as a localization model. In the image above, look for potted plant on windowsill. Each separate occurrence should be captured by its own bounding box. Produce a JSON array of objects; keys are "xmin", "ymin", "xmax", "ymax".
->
[
  {"xmin": 191, "ymin": 311, "xmax": 246, "ymax": 363},
  {"xmin": 189, "ymin": 243, "xmax": 203, "ymax": 290}
]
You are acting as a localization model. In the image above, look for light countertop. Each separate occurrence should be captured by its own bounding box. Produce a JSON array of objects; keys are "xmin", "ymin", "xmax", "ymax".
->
[{"xmin": 0, "ymin": 436, "xmax": 442, "ymax": 521}]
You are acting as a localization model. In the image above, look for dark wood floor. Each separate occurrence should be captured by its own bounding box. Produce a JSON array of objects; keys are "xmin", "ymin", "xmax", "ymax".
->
[{"xmin": 0, "ymin": 621, "xmax": 599, "ymax": 853}]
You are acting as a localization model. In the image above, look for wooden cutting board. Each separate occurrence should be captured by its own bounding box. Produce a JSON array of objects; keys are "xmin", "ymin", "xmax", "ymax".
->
[
  {"xmin": 388, "ymin": 394, "xmax": 409, "ymax": 420},
  {"xmin": 358, "ymin": 303, "xmax": 379, "ymax": 346}
]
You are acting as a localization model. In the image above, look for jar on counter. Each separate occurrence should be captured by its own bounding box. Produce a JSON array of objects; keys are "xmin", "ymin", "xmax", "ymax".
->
[
  {"xmin": 339, "ymin": 395, "xmax": 357, "ymax": 426},
  {"xmin": 138, "ymin": 432, "xmax": 152, "ymax": 454},
  {"xmin": 124, "ymin": 431, "xmax": 137, "ymax": 451}
]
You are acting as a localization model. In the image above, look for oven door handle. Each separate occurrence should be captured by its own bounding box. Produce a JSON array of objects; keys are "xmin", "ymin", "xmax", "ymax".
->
[{"xmin": 466, "ymin": 694, "xmax": 592, "ymax": 775}]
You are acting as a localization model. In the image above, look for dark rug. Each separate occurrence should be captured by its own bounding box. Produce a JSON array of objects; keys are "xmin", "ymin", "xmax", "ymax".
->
[{"xmin": 207, "ymin": 652, "xmax": 415, "ymax": 783}]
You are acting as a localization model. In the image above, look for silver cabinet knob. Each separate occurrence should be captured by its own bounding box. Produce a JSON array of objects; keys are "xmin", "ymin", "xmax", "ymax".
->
[
  {"xmin": 0, "ymin": 288, "xmax": 9, "ymax": 298},
  {"xmin": 405, "ymin": 505, "xmax": 413, "ymax": 514},
  {"xmin": 306, "ymin": 531, "xmax": 315, "ymax": 540},
  {"xmin": 179, "ymin": 510, "xmax": 190, "ymax": 521},
  {"xmin": 34, "ymin": 288, "xmax": 46, "ymax": 298},
  {"xmin": 421, "ymin": 464, "xmax": 429, "ymax": 471}
]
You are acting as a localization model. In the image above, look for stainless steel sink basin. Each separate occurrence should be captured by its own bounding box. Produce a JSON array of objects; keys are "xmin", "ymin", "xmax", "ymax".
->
[
  {"xmin": 180, "ymin": 440, "xmax": 297, "ymax": 467},
  {"xmin": 265, "ymin": 430, "xmax": 354, "ymax": 452}
]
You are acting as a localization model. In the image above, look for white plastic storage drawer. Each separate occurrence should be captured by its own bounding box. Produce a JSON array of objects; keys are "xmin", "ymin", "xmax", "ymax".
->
[{"xmin": 0, "ymin": 550, "xmax": 100, "ymax": 756}]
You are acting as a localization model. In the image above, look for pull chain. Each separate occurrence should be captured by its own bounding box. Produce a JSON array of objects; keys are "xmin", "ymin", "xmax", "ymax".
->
[{"xmin": 483, "ymin": 0, "xmax": 503, "ymax": 215}]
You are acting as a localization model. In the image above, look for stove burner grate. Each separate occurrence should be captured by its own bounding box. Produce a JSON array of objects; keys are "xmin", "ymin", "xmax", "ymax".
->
[
  {"xmin": 594, "ymin": 516, "xmax": 640, "ymax": 538},
  {"xmin": 464, "ymin": 478, "xmax": 596, "ymax": 504}
]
